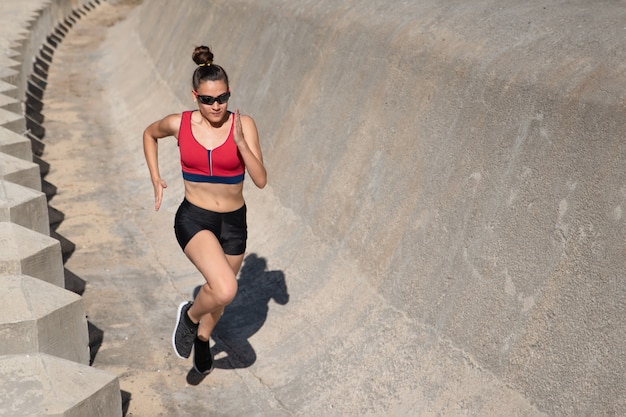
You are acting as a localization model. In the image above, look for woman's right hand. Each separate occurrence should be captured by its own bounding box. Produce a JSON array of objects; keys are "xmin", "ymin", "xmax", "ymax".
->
[
  {"xmin": 143, "ymin": 113, "xmax": 181, "ymax": 211},
  {"xmin": 152, "ymin": 177, "xmax": 168, "ymax": 211}
]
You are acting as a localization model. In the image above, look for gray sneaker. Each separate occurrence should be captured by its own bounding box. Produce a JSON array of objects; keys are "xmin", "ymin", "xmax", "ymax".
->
[{"xmin": 172, "ymin": 301, "xmax": 198, "ymax": 359}]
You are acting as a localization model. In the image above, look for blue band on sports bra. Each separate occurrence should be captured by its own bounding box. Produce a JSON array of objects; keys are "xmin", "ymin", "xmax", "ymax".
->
[{"xmin": 182, "ymin": 171, "xmax": 245, "ymax": 184}]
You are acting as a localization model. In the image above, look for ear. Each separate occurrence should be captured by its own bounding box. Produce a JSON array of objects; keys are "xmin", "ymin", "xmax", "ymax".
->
[{"xmin": 191, "ymin": 89, "xmax": 197, "ymax": 102}]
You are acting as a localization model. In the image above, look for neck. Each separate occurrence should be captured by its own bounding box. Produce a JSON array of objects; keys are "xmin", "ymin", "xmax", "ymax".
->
[{"xmin": 197, "ymin": 109, "xmax": 230, "ymax": 128}]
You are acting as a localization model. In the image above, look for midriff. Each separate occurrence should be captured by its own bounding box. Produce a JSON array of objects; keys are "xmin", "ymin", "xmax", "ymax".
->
[{"xmin": 183, "ymin": 180, "xmax": 245, "ymax": 212}]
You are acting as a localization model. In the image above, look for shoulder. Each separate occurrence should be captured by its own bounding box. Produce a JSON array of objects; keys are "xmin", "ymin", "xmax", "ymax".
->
[
  {"xmin": 144, "ymin": 112, "xmax": 184, "ymax": 139},
  {"xmin": 160, "ymin": 113, "xmax": 185, "ymax": 134},
  {"xmin": 238, "ymin": 113, "xmax": 258, "ymax": 130},
  {"xmin": 166, "ymin": 112, "xmax": 185, "ymax": 125}
]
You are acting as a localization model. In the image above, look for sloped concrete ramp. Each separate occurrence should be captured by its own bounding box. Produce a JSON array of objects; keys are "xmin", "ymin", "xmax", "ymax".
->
[{"xmin": 19, "ymin": 0, "xmax": 626, "ymax": 416}]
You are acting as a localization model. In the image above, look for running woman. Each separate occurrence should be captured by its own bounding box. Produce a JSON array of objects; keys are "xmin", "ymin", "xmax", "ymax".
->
[{"xmin": 143, "ymin": 45, "xmax": 267, "ymax": 374}]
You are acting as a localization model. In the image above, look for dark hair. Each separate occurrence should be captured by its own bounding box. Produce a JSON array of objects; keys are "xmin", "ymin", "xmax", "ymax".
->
[{"xmin": 191, "ymin": 45, "xmax": 229, "ymax": 90}]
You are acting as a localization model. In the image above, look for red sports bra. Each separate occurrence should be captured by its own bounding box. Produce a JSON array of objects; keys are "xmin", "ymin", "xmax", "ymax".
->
[{"xmin": 178, "ymin": 111, "xmax": 245, "ymax": 184}]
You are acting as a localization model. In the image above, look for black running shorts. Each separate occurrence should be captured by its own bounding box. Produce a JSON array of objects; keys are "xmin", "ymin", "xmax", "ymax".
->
[{"xmin": 174, "ymin": 198, "xmax": 247, "ymax": 255}]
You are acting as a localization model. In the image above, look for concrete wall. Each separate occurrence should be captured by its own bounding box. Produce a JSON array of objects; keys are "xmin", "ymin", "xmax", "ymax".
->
[
  {"xmin": 132, "ymin": 1, "xmax": 624, "ymax": 415},
  {"xmin": 0, "ymin": 1, "xmax": 121, "ymax": 415}
]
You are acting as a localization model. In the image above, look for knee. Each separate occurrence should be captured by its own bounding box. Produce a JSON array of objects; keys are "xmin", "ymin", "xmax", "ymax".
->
[
  {"xmin": 215, "ymin": 283, "xmax": 238, "ymax": 306},
  {"xmin": 216, "ymin": 285, "xmax": 237, "ymax": 306},
  {"xmin": 202, "ymin": 279, "xmax": 237, "ymax": 307}
]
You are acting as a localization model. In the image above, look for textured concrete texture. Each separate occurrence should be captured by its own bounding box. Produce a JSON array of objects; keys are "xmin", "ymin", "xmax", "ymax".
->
[
  {"xmin": 0, "ymin": 181, "xmax": 49, "ymax": 235},
  {"xmin": 0, "ymin": 127, "xmax": 33, "ymax": 161},
  {"xmin": 0, "ymin": 1, "xmax": 122, "ymax": 415},
  {"xmin": 6, "ymin": 0, "xmax": 625, "ymax": 416},
  {"xmin": 0, "ymin": 151, "xmax": 41, "ymax": 191},
  {"xmin": 0, "ymin": 222, "xmax": 64, "ymax": 287},
  {"xmin": 0, "ymin": 274, "xmax": 89, "ymax": 364},
  {"xmin": 0, "ymin": 353, "xmax": 121, "ymax": 417}
]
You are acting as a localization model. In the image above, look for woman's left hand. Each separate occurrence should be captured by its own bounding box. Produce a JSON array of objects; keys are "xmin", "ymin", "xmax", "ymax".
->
[
  {"xmin": 233, "ymin": 109, "xmax": 245, "ymax": 145},
  {"xmin": 231, "ymin": 109, "xmax": 267, "ymax": 189}
]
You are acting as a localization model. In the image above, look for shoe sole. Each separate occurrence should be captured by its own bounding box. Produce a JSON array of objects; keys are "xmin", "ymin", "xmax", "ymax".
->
[
  {"xmin": 172, "ymin": 301, "xmax": 190, "ymax": 359},
  {"xmin": 193, "ymin": 363, "xmax": 214, "ymax": 375}
]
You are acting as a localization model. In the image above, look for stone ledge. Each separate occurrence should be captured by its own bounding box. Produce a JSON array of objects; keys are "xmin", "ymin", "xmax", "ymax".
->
[
  {"xmin": 0, "ymin": 180, "xmax": 49, "ymax": 235},
  {"xmin": 0, "ymin": 353, "xmax": 121, "ymax": 417},
  {"xmin": 0, "ymin": 274, "xmax": 89, "ymax": 364},
  {"xmin": 0, "ymin": 222, "xmax": 63, "ymax": 287}
]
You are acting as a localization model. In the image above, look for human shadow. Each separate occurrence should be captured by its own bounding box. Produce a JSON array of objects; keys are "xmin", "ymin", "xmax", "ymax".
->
[{"xmin": 186, "ymin": 253, "xmax": 288, "ymax": 383}]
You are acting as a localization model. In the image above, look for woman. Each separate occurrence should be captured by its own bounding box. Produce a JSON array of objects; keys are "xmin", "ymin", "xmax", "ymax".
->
[{"xmin": 143, "ymin": 45, "xmax": 266, "ymax": 375}]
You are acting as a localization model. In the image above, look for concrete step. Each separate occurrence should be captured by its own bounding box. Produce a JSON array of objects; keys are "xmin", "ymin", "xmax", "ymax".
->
[
  {"xmin": 0, "ymin": 222, "xmax": 63, "ymax": 287},
  {"xmin": 0, "ymin": 106, "xmax": 25, "ymax": 134},
  {"xmin": 0, "ymin": 180, "xmax": 49, "ymax": 235},
  {"xmin": 0, "ymin": 353, "xmax": 122, "ymax": 417},
  {"xmin": 0, "ymin": 79, "xmax": 18, "ymax": 99},
  {"xmin": 0, "ymin": 274, "xmax": 89, "ymax": 364},
  {"xmin": 0, "ymin": 126, "xmax": 33, "ymax": 161},
  {"xmin": 0, "ymin": 91, "xmax": 21, "ymax": 114},
  {"xmin": 0, "ymin": 152, "xmax": 40, "ymax": 191},
  {"xmin": 0, "ymin": 1, "xmax": 122, "ymax": 417}
]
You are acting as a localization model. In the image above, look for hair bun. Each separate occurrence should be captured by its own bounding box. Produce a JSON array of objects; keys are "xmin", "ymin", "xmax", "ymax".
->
[{"xmin": 192, "ymin": 45, "xmax": 214, "ymax": 66}]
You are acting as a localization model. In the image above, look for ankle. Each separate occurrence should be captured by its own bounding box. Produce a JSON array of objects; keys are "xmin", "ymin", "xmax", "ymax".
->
[{"xmin": 185, "ymin": 308, "xmax": 199, "ymax": 326}]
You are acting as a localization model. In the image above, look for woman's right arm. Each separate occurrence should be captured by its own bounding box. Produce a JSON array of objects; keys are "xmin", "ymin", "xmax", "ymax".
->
[{"xmin": 143, "ymin": 114, "xmax": 181, "ymax": 211}]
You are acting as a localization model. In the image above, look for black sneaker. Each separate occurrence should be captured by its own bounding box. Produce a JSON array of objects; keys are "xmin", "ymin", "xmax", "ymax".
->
[
  {"xmin": 172, "ymin": 301, "xmax": 198, "ymax": 359},
  {"xmin": 193, "ymin": 336, "xmax": 214, "ymax": 375}
]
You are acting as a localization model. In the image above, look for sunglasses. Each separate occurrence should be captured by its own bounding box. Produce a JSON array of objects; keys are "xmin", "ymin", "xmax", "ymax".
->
[{"xmin": 195, "ymin": 91, "xmax": 231, "ymax": 105}]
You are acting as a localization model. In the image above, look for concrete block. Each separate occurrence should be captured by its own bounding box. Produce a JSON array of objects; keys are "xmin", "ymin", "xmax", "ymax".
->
[
  {"xmin": 0, "ymin": 107, "xmax": 25, "ymax": 133},
  {"xmin": 0, "ymin": 92, "xmax": 21, "ymax": 113},
  {"xmin": 0, "ymin": 126, "xmax": 32, "ymax": 161},
  {"xmin": 0, "ymin": 222, "xmax": 63, "ymax": 287},
  {"xmin": 0, "ymin": 353, "xmax": 122, "ymax": 417},
  {"xmin": 0, "ymin": 80, "xmax": 17, "ymax": 97},
  {"xmin": 0, "ymin": 151, "xmax": 40, "ymax": 191},
  {"xmin": 0, "ymin": 180, "xmax": 49, "ymax": 235},
  {"xmin": 0, "ymin": 68, "xmax": 19, "ymax": 89},
  {"xmin": 1, "ymin": 56, "xmax": 20, "ymax": 71},
  {"xmin": 0, "ymin": 275, "xmax": 89, "ymax": 364}
]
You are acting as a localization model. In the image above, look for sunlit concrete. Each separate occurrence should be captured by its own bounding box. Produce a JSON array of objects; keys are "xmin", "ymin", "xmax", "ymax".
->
[{"xmin": 2, "ymin": 0, "xmax": 624, "ymax": 416}]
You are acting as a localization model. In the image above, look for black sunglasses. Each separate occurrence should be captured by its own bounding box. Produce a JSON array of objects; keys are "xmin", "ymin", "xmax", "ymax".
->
[{"xmin": 195, "ymin": 91, "xmax": 230, "ymax": 105}]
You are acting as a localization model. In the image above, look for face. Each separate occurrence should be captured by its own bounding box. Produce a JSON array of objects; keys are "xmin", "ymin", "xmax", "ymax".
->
[{"xmin": 193, "ymin": 80, "xmax": 230, "ymax": 123}]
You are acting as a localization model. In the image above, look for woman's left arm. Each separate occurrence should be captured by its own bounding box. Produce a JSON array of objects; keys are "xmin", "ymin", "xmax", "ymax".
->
[{"xmin": 234, "ymin": 109, "xmax": 267, "ymax": 189}]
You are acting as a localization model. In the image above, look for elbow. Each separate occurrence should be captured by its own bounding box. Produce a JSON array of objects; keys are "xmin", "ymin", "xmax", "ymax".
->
[
  {"xmin": 247, "ymin": 165, "xmax": 267, "ymax": 189},
  {"xmin": 142, "ymin": 130, "xmax": 155, "ymax": 147},
  {"xmin": 255, "ymin": 172, "xmax": 267, "ymax": 189}
]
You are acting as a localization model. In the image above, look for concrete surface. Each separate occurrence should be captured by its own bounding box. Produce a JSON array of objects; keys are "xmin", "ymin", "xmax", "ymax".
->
[
  {"xmin": 0, "ymin": 222, "xmax": 64, "ymax": 287},
  {"xmin": 4, "ymin": 0, "xmax": 626, "ymax": 416},
  {"xmin": 0, "ymin": 274, "xmax": 89, "ymax": 364},
  {"xmin": 0, "ymin": 151, "xmax": 41, "ymax": 191},
  {"xmin": 0, "ymin": 1, "xmax": 122, "ymax": 415},
  {"xmin": 0, "ymin": 181, "xmax": 49, "ymax": 235},
  {"xmin": 0, "ymin": 108, "xmax": 24, "ymax": 134},
  {"xmin": 0, "ymin": 127, "xmax": 33, "ymax": 161},
  {"xmin": 0, "ymin": 353, "xmax": 121, "ymax": 417}
]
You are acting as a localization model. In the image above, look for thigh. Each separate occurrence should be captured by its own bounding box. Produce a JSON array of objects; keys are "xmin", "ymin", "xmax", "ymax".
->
[
  {"xmin": 184, "ymin": 230, "xmax": 237, "ymax": 294},
  {"xmin": 225, "ymin": 253, "xmax": 245, "ymax": 276}
]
